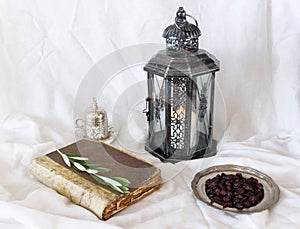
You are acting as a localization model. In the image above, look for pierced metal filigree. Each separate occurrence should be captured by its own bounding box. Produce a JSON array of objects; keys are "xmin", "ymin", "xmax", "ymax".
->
[
  {"xmin": 170, "ymin": 77, "xmax": 187, "ymax": 150},
  {"xmin": 166, "ymin": 37, "xmax": 199, "ymax": 52}
]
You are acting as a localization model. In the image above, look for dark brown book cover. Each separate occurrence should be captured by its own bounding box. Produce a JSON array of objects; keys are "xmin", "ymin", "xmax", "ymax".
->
[{"xmin": 30, "ymin": 139, "xmax": 162, "ymax": 220}]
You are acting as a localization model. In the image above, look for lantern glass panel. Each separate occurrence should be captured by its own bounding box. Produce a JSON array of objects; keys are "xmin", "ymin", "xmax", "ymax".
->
[
  {"xmin": 192, "ymin": 73, "xmax": 214, "ymax": 152},
  {"xmin": 148, "ymin": 74, "xmax": 166, "ymax": 153}
]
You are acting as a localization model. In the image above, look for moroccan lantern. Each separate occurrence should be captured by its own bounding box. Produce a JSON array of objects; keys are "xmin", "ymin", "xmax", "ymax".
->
[{"xmin": 143, "ymin": 7, "xmax": 220, "ymax": 162}]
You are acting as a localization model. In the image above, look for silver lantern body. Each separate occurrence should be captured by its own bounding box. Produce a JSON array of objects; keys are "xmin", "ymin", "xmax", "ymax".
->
[{"xmin": 143, "ymin": 7, "xmax": 220, "ymax": 162}]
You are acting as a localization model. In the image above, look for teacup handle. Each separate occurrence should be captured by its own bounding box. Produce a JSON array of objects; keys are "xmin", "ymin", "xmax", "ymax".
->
[{"xmin": 75, "ymin": 118, "xmax": 85, "ymax": 128}]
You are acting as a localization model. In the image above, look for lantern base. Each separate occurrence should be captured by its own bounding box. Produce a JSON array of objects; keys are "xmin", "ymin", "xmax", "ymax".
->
[{"xmin": 145, "ymin": 139, "xmax": 217, "ymax": 163}]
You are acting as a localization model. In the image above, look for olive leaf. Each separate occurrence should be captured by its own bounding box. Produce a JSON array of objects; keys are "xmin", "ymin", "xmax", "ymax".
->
[
  {"xmin": 91, "ymin": 174, "xmax": 128, "ymax": 194},
  {"xmin": 56, "ymin": 150, "xmax": 130, "ymax": 194},
  {"xmin": 57, "ymin": 149, "xmax": 71, "ymax": 167},
  {"xmin": 68, "ymin": 156, "xmax": 89, "ymax": 161},
  {"xmin": 73, "ymin": 161, "xmax": 86, "ymax": 171},
  {"xmin": 85, "ymin": 169, "xmax": 99, "ymax": 174},
  {"xmin": 111, "ymin": 177, "xmax": 131, "ymax": 187}
]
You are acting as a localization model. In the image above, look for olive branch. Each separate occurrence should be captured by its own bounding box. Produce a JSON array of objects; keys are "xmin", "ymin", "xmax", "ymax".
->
[{"xmin": 57, "ymin": 149, "xmax": 130, "ymax": 194}]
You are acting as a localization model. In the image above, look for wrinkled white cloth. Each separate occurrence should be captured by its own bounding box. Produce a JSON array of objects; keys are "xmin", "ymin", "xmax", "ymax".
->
[
  {"xmin": 0, "ymin": 114, "xmax": 300, "ymax": 229},
  {"xmin": 0, "ymin": 0, "xmax": 300, "ymax": 228}
]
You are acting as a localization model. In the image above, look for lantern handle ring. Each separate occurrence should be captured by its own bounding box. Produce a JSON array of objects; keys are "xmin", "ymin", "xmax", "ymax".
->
[{"xmin": 175, "ymin": 14, "xmax": 198, "ymax": 30}]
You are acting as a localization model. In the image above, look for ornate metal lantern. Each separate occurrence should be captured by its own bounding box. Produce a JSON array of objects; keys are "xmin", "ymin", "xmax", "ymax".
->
[{"xmin": 143, "ymin": 7, "xmax": 220, "ymax": 162}]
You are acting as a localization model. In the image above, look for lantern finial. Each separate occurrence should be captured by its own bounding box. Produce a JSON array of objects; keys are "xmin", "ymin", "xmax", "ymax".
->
[
  {"xmin": 163, "ymin": 7, "xmax": 201, "ymax": 52},
  {"xmin": 175, "ymin": 7, "xmax": 187, "ymax": 23}
]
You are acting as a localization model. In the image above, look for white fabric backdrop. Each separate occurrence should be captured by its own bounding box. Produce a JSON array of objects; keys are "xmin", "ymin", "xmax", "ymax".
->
[{"xmin": 0, "ymin": 0, "xmax": 299, "ymax": 228}]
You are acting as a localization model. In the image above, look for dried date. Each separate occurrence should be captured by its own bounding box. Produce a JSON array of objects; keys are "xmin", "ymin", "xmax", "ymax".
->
[{"xmin": 205, "ymin": 173, "xmax": 264, "ymax": 210}]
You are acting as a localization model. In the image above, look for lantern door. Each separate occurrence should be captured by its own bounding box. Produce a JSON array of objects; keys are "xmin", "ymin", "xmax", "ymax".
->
[
  {"xmin": 145, "ymin": 73, "xmax": 167, "ymax": 158},
  {"xmin": 190, "ymin": 72, "xmax": 215, "ymax": 157}
]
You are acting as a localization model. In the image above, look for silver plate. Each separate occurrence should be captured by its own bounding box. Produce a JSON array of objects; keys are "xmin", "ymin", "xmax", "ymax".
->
[
  {"xmin": 102, "ymin": 125, "xmax": 118, "ymax": 144},
  {"xmin": 75, "ymin": 125, "xmax": 118, "ymax": 144},
  {"xmin": 191, "ymin": 164, "xmax": 280, "ymax": 213}
]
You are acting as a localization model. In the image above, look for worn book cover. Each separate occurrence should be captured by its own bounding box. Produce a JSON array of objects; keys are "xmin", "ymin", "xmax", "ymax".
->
[{"xmin": 29, "ymin": 139, "xmax": 162, "ymax": 220}]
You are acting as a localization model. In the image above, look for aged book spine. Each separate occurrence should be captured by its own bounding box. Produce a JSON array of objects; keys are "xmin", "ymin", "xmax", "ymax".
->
[{"xmin": 30, "ymin": 155, "xmax": 162, "ymax": 220}]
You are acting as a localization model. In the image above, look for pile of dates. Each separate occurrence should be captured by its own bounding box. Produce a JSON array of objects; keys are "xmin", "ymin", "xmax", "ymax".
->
[{"xmin": 205, "ymin": 173, "xmax": 264, "ymax": 210}]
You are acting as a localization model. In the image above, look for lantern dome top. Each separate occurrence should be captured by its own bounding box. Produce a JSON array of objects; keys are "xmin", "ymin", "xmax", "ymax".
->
[
  {"xmin": 163, "ymin": 7, "xmax": 201, "ymax": 52},
  {"xmin": 163, "ymin": 7, "xmax": 201, "ymax": 40}
]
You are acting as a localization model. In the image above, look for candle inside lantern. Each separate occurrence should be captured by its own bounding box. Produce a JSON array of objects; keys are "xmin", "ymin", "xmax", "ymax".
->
[{"xmin": 171, "ymin": 105, "xmax": 185, "ymax": 119}]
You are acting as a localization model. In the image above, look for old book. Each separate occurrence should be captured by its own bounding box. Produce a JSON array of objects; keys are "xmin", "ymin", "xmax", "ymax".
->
[{"xmin": 29, "ymin": 139, "xmax": 162, "ymax": 220}]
